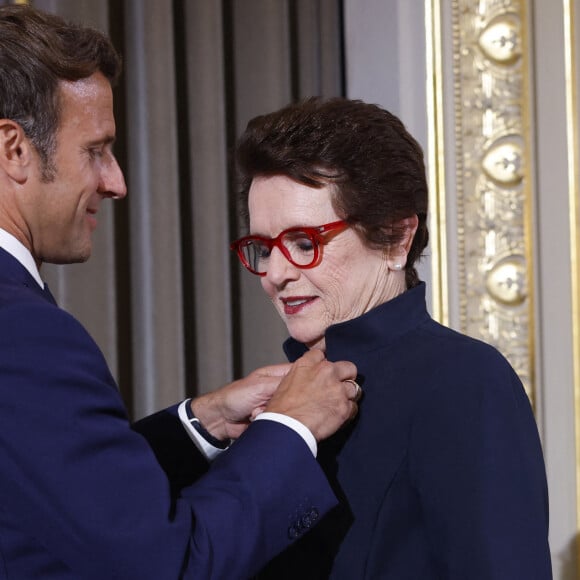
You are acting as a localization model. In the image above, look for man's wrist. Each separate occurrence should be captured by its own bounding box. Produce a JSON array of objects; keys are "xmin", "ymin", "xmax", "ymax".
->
[
  {"xmin": 177, "ymin": 400, "xmax": 229, "ymax": 461},
  {"xmin": 190, "ymin": 393, "xmax": 228, "ymax": 441},
  {"xmin": 185, "ymin": 399, "xmax": 230, "ymax": 449}
]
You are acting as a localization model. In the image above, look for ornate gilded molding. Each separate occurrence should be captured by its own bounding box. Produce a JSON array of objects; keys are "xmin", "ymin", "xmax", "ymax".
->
[
  {"xmin": 448, "ymin": 0, "xmax": 535, "ymax": 400},
  {"xmin": 563, "ymin": 0, "xmax": 580, "ymax": 562},
  {"xmin": 426, "ymin": 0, "xmax": 449, "ymax": 326}
]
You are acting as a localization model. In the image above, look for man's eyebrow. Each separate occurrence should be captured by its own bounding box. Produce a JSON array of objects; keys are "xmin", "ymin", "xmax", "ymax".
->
[{"xmin": 86, "ymin": 135, "xmax": 117, "ymax": 148}]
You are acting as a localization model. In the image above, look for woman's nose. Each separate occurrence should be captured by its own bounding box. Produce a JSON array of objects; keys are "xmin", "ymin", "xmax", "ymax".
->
[{"xmin": 264, "ymin": 246, "xmax": 300, "ymax": 285}]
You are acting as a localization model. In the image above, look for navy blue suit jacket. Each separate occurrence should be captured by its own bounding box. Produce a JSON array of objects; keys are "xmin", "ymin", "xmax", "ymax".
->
[
  {"xmin": 256, "ymin": 283, "xmax": 551, "ymax": 579},
  {"xmin": 0, "ymin": 248, "xmax": 337, "ymax": 579}
]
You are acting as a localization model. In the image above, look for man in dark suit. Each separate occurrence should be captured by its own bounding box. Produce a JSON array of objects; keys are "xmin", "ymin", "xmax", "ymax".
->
[{"xmin": 0, "ymin": 5, "xmax": 360, "ymax": 579}]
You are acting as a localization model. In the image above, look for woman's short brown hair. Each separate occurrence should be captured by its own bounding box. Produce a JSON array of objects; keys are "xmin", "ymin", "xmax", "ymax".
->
[{"xmin": 236, "ymin": 97, "xmax": 429, "ymax": 288}]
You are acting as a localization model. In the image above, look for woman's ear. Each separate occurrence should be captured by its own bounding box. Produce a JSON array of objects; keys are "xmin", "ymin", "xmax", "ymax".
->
[
  {"xmin": 386, "ymin": 214, "xmax": 419, "ymax": 271},
  {"xmin": 0, "ymin": 120, "xmax": 33, "ymax": 183}
]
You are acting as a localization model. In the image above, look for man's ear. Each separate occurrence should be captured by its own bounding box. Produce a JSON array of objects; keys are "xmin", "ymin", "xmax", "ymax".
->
[
  {"xmin": 386, "ymin": 214, "xmax": 419, "ymax": 271},
  {"xmin": 0, "ymin": 119, "xmax": 33, "ymax": 183}
]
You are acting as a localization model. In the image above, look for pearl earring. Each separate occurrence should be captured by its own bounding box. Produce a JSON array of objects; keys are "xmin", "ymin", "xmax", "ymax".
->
[{"xmin": 392, "ymin": 263, "xmax": 403, "ymax": 271}]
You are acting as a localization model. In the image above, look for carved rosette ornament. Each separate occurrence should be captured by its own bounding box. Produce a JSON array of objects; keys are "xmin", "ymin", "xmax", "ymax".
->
[{"xmin": 451, "ymin": 1, "xmax": 534, "ymax": 399}]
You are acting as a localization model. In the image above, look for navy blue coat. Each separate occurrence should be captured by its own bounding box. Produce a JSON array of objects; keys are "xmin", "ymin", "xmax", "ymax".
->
[
  {"xmin": 257, "ymin": 283, "xmax": 551, "ymax": 579},
  {"xmin": 0, "ymin": 248, "xmax": 337, "ymax": 579}
]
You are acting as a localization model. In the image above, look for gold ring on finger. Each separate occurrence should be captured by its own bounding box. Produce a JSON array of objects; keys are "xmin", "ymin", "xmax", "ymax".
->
[{"xmin": 344, "ymin": 379, "xmax": 362, "ymax": 401}]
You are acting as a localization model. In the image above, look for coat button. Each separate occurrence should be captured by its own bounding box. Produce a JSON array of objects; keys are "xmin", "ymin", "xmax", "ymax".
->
[
  {"xmin": 301, "ymin": 508, "xmax": 318, "ymax": 528},
  {"xmin": 288, "ymin": 525, "xmax": 300, "ymax": 540}
]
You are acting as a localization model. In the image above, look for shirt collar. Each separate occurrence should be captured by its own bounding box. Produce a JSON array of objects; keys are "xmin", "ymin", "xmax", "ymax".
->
[{"xmin": 0, "ymin": 228, "xmax": 44, "ymax": 288}]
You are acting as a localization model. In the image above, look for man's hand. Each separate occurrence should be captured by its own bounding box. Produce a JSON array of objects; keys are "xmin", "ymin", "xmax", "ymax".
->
[
  {"xmin": 265, "ymin": 349, "xmax": 359, "ymax": 442},
  {"xmin": 191, "ymin": 362, "xmax": 292, "ymax": 441},
  {"xmin": 191, "ymin": 350, "xmax": 359, "ymax": 443}
]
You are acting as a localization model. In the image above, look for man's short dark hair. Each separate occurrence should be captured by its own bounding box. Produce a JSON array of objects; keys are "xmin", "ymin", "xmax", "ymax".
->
[{"xmin": 0, "ymin": 5, "xmax": 122, "ymax": 176}]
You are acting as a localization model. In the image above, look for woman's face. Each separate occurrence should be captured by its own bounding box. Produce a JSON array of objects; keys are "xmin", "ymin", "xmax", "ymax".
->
[{"xmin": 248, "ymin": 175, "xmax": 403, "ymax": 351}]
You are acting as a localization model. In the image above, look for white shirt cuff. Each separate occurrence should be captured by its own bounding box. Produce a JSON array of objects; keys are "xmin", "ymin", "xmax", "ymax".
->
[
  {"xmin": 178, "ymin": 399, "xmax": 227, "ymax": 461},
  {"xmin": 254, "ymin": 412, "xmax": 317, "ymax": 457}
]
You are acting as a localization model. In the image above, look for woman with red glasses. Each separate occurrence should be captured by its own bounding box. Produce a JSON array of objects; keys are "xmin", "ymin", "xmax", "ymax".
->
[{"xmin": 231, "ymin": 97, "xmax": 551, "ymax": 580}]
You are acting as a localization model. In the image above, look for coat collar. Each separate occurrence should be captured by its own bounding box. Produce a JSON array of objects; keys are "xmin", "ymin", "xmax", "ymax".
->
[{"xmin": 283, "ymin": 282, "xmax": 430, "ymax": 362}]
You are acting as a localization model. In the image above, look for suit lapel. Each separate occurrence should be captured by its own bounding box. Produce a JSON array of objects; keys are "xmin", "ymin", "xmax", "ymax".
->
[
  {"xmin": 0, "ymin": 247, "xmax": 56, "ymax": 306},
  {"xmin": 42, "ymin": 283, "xmax": 58, "ymax": 306}
]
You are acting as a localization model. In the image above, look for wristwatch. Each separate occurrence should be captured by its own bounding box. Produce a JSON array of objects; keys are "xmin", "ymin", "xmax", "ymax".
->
[{"xmin": 185, "ymin": 402, "xmax": 230, "ymax": 449}]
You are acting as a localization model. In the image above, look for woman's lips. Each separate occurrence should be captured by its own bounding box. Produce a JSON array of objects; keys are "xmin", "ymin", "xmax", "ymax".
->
[{"xmin": 281, "ymin": 296, "xmax": 316, "ymax": 315}]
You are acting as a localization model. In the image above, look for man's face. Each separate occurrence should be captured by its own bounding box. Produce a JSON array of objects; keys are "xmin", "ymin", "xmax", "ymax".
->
[{"xmin": 23, "ymin": 71, "xmax": 126, "ymax": 265}]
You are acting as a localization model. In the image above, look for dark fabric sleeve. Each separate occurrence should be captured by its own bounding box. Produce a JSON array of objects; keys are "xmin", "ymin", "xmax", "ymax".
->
[
  {"xmin": 132, "ymin": 406, "xmax": 210, "ymax": 497},
  {"xmin": 0, "ymin": 301, "xmax": 337, "ymax": 580}
]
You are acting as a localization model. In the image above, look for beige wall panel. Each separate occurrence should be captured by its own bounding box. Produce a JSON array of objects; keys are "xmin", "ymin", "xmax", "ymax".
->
[{"xmin": 534, "ymin": 0, "xmax": 579, "ymax": 576}]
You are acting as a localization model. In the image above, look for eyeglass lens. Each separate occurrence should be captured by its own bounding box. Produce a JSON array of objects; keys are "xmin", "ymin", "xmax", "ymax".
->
[{"xmin": 242, "ymin": 230, "xmax": 317, "ymax": 273}]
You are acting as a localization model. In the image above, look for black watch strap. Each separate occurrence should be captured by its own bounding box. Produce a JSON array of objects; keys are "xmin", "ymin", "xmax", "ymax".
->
[{"xmin": 185, "ymin": 402, "xmax": 230, "ymax": 449}]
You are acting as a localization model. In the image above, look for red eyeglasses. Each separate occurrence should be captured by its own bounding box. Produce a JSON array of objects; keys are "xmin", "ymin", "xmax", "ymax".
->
[{"xmin": 230, "ymin": 220, "xmax": 348, "ymax": 276}]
